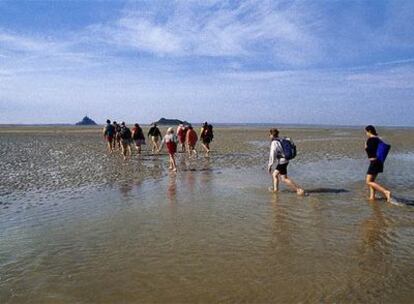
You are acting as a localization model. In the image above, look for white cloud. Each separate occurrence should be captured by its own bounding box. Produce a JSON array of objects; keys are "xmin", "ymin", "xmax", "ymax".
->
[
  {"xmin": 93, "ymin": 1, "xmax": 322, "ymax": 65},
  {"xmin": 347, "ymin": 66, "xmax": 414, "ymax": 89}
]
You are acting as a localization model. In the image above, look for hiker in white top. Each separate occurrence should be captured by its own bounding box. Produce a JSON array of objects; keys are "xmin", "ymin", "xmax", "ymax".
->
[{"xmin": 268, "ymin": 128, "xmax": 304, "ymax": 195}]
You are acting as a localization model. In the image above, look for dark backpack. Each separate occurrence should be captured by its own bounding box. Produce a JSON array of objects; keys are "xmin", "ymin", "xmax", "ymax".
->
[
  {"xmin": 276, "ymin": 137, "xmax": 297, "ymax": 160},
  {"xmin": 133, "ymin": 127, "xmax": 144, "ymax": 140},
  {"xmin": 105, "ymin": 124, "xmax": 115, "ymax": 136},
  {"xmin": 206, "ymin": 125, "xmax": 214, "ymax": 140},
  {"xmin": 120, "ymin": 127, "xmax": 131, "ymax": 139}
]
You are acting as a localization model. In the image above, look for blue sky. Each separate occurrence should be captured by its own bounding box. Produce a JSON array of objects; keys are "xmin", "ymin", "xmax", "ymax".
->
[{"xmin": 0, "ymin": 0, "xmax": 413, "ymax": 125}]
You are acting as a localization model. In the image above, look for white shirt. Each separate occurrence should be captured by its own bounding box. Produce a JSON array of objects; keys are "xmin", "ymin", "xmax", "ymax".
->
[{"xmin": 268, "ymin": 138, "xmax": 288, "ymax": 170}]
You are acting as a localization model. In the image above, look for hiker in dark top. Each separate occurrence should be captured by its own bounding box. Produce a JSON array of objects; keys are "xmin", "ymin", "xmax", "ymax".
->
[
  {"xmin": 119, "ymin": 122, "xmax": 132, "ymax": 160},
  {"xmin": 132, "ymin": 123, "xmax": 146, "ymax": 154},
  {"xmin": 200, "ymin": 122, "xmax": 213, "ymax": 155},
  {"xmin": 148, "ymin": 123, "xmax": 162, "ymax": 153},
  {"xmin": 365, "ymin": 125, "xmax": 391, "ymax": 202},
  {"xmin": 113, "ymin": 121, "xmax": 121, "ymax": 150},
  {"xmin": 102, "ymin": 119, "xmax": 115, "ymax": 153}
]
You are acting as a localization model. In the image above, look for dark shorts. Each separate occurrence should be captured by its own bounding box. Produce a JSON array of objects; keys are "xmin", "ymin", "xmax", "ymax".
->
[
  {"xmin": 367, "ymin": 160, "xmax": 383, "ymax": 175},
  {"xmin": 275, "ymin": 163, "xmax": 288, "ymax": 175},
  {"xmin": 134, "ymin": 139, "xmax": 146, "ymax": 146},
  {"xmin": 106, "ymin": 136, "xmax": 113, "ymax": 143},
  {"xmin": 121, "ymin": 138, "xmax": 131, "ymax": 146}
]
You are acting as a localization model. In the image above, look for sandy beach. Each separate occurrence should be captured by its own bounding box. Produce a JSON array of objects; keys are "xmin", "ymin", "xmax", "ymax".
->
[{"xmin": 1, "ymin": 125, "xmax": 414, "ymax": 303}]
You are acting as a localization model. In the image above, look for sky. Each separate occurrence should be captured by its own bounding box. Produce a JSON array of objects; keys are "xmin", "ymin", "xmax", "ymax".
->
[{"xmin": 0, "ymin": 0, "xmax": 414, "ymax": 126}]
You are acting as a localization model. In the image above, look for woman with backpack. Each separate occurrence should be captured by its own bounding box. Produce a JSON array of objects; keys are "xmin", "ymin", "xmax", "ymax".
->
[
  {"xmin": 132, "ymin": 123, "xmax": 146, "ymax": 154},
  {"xmin": 200, "ymin": 122, "xmax": 213, "ymax": 155},
  {"xmin": 365, "ymin": 125, "xmax": 391, "ymax": 202},
  {"xmin": 267, "ymin": 128, "xmax": 304, "ymax": 195}
]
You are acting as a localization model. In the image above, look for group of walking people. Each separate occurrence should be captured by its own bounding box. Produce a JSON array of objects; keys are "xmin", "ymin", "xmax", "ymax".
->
[
  {"xmin": 103, "ymin": 120, "xmax": 215, "ymax": 170},
  {"xmin": 104, "ymin": 120, "xmax": 392, "ymax": 202},
  {"xmin": 267, "ymin": 125, "xmax": 392, "ymax": 202}
]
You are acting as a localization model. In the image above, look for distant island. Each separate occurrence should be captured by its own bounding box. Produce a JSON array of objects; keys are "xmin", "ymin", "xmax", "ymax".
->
[
  {"xmin": 76, "ymin": 116, "xmax": 97, "ymax": 126},
  {"xmin": 153, "ymin": 117, "xmax": 189, "ymax": 125}
]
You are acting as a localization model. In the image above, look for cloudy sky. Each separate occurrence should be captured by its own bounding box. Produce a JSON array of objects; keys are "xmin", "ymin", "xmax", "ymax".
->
[{"xmin": 0, "ymin": 0, "xmax": 413, "ymax": 125}]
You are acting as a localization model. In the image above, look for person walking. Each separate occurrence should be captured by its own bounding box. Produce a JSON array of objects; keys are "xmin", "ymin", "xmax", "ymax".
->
[
  {"xmin": 200, "ymin": 122, "xmax": 214, "ymax": 155},
  {"xmin": 113, "ymin": 121, "xmax": 121, "ymax": 150},
  {"xmin": 132, "ymin": 123, "xmax": 146, "ymax": 154},
  {"xmin": 268, "ymin": 128, "xmax": 304, "ymax": 195},
  {"xmin": 119, "ymin": 122, "xmax": 132, "ymax": 160},
  {"xmin": 186, "ymin": 125, "xmax": 198, "ymax": 157},
  {"xmin": 148, "ymin": 123, "xmax": 162, "ymax": 153},
  {"xmin": 102, "ymin": 119, "xmax": 115, "ymax": 153},
  {"xmin": 158, "ymin": 127, "xmax": 178, "ymax": 172},
  {"xmin": 177, "ymin": 123, "xmax": 188, "ymax": 152},
  {"xmin": 365, "ymin": 125, "xmax": 391, "ymax": 202}
]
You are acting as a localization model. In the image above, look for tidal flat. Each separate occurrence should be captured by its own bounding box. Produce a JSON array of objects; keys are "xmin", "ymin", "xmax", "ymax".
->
[{"xmin": 1, "ymin": 125, "xmax": 414, "ymax": 303}]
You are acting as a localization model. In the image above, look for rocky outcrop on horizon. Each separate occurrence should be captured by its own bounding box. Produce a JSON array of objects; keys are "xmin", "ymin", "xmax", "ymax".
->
[
  {"xmin": 153, "ymin": 117, "xmax": 189, "ymax": 125},
  {"xmin": 75, "ymin": 116, "xmax": 97, "ymax": 126}
]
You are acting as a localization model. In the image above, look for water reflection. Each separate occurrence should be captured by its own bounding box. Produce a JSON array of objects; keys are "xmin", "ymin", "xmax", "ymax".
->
[
  {"xmin": 199, "ymin": 157, "xmax": 213, "ymax": 192},
  {"xmin": 356, "ymin": 201, "xmax": 392, "ymax": 283},
  {"xmin": 167, "ymin": 172, "xmax": 177, "ymax": 204},
  {"xmin": 119, "ymin": 182, "xmax": 133, "ymax": 198},
  {"xmin": 270, "ymin": 194, "xmax": 293, "ymax": 247},
  {"xmin": 360, "ymin": 202, "xmax": 390, "ymax": 252},
  {"xmin": 184, "ymin": 170, "xmax": 196, "ymax": 194}
]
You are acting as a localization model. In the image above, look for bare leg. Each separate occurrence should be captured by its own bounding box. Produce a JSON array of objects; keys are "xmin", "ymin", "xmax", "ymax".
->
[
  {"xmin": 271, "ymin": 170, "xmax": 280, "ymax": 192},
  {"xmin": 107, "ymin": 140, "xmax": 113, "ymax": 153},
  {"xmin": 127, "ymin": 144, "xmax": 132, "ymax": 157},
  {"xmin": 366, "ymin": 175, "xmax": 376, "ymax": 200},
  {"xmin": 154, "ymin": 139, "xmax": 160, "ymax": 153},
  {"xmin": 170, "ymin": 154, "xmax": 177, "ymax": 171},
  {"xmin": 121, "ymin": 143, "xmax": 127, "ymax": 160},
  {"xmin": 281, "ymin": 175, "xmax": 304, "ymax": 195},
  {"xmin": 366, "ymin": 174, "xmax": 391, "ymax": 202},
  {"xmin": 151, "ymin": 137, "xmax": 159, "ymax": 153},
  {"xmin": 202, "ymin": 143, "xmax": 210, "ymax": 155},
  {"xmin": 117, "ymin": 137, "xmax": 121, "ymax": 149}
]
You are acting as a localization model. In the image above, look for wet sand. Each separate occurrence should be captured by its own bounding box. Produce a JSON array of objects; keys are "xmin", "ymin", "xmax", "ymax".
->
[{"xmin": 1, "ymin": 125, "xmax": 414, "ymax": 303}]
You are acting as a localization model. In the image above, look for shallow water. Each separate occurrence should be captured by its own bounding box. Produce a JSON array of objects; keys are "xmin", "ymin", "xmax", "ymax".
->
[{"xmin": 1, "ymin": 126, "xmax": 414, "ymax": 303}]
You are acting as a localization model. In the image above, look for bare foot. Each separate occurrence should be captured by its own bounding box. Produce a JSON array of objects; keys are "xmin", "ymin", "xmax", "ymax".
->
[
  {"xmin": 296, "ymin": 188, "xmax": 305, "ymax": 196},
  {"xmin": 172, "ymin": 168, "xmax": 177, "ymax": 172},
  {"xmin": 268, "ymin": 187, "xmax": 278, "ymax": 193},
  {"xmin": 384, "ymin": 191, "xmax": 391, "ymax": 203}
]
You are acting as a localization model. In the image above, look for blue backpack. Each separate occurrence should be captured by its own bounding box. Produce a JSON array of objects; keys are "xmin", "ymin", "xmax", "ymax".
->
[
  {"xmin": 276, "ymin": 137, "xmax": 297, "ymax": 160},
  {"xmin": 376, "ymin": 139, "xmax": 391, "ymax": 163}
]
